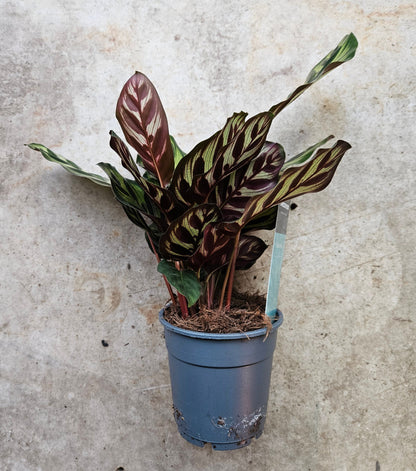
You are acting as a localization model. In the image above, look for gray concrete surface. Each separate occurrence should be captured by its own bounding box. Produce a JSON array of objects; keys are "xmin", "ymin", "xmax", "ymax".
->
[{"xmin": 1, "ymin": 1, "xmax": 415, "ymax": 470}]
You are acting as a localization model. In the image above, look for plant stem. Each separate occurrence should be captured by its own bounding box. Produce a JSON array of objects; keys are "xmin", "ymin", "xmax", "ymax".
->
[
  {"xmin": 148, "ymin": 235, "xmax": 176, "ymax": 306},
  {"xmin": 175, "ymin": 261, "xmax": 189, "ymax": 318},
  {"xmin": 219, "ymin": 231, "xmax": 241, "ymax": 311}
]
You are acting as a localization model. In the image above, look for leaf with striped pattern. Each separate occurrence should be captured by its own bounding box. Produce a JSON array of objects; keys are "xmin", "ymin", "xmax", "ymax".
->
[
  {"xmin": 98, "ymin": 162, "xmax": 167, "ymax": 232},
  {"xmin": 235, "ymin": 235, "xmax": 268, "ymax": 270},
  {"xmin": 171, "ymin": 112, "xmax": 248, "ymax": 205},
  {"xmin": 190, "ymin": 112, "xmax": 274, "ymax": 203},
  {"xmin": 27, "ymin": 143, "xmax": 110, "ymax": 187},
  {"xmin": 188, "ymin": 222, "xmax": 240, "ymax": 274},
  {"xmin": 281, "ymin": 135, "xmax": 333, "ymax": 171},
  {"xmin": 187, "ymin": 225, "xmax": 266, "ymax": 275},
  {"xmin": 269, "ymin": 33, "xmax": 358, "ymax": 117},
  {"xmin": 159, "ymin": 204, "xmax": 221, "ymax": 260},
  {"xmin": 214, "ymin": 141, "xmax": 285, "ymax": 221},
  {"xmin": 109, "ymin": 131, "xmax": 182, "ymax": 222},
  {"xmin": 239, "ymin": 140, "xmax": 352, "ymax": 226},
  {"xmin": 116, "ymin": 72, "xmax": 174, "ymax": 187}
]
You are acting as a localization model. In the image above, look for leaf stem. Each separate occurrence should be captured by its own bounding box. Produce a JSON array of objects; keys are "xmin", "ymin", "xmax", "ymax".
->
[
  {"xmin": 219, "ymin": 231, "xmax": 241, "ymax": 311},
  {"xmin": 175, "ymin": 261, "xmax": 189, "ymax": 318},
  {"xmin": 148, "ymin": 235, "xmax": 176, "ymax": 306},
  {"xmin": 225, "ymin": 231, "xmax": 241, "ymax": 310}
]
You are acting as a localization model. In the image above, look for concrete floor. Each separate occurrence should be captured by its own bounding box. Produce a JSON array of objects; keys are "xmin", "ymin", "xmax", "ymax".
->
[{"xmin": 1, "ymin": 1, "xmax": 415, "ymax": 470}]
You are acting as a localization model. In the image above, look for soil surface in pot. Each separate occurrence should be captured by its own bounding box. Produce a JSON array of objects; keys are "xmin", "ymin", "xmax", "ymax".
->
[{"xmin": 163, "ymin": 293, "xmax": 273, "ymax": 334}]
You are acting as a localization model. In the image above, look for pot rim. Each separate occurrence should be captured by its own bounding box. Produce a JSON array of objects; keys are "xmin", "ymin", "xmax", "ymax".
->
[{"xmin": 159, "ymin": 307, "xmax": 283, "ymax": 340}]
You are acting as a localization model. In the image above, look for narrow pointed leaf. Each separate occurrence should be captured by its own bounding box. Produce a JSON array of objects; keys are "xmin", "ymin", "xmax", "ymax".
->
[
  {"xmin": 281, "ymin": 135, "xmax": 333, "ymax": 171},
  {"xmin": 27, "ymin": 143, "xmax": 110, "ymax": 187},
  {"xmin": 214, "ymin": 141, "xmax": 285, "ymax": 221},
  {"xmin": 157, "ymin": 260, "xmax": 201, "ymax": 306},
  {"xmin": 109, "ymin": 131, "xmax": 182, "ymax": 221},
  {"xmin": 116, "ymin": 72, "xmax": 174, "ymax": 186},
  {"xmin": 191, "ymin": 112, "xmax": 274, "ymax": 202},
  {"xmin": 171, "ymin": 112, "xmax": 248, "ymax": 205},
  {"xmin": 269, "ymin": 33, "xmax": 358, "ymax": 117},
  {"xmin": 240, "ymin": 140, "xmax": 352, "ymax": 226},
  {"xmin": 98, "ymin": 162, "xmax": 167, "ymax": 232},
  {"xmin": 306, "ymin": 33, "xmax": 358, "ymax": 83},
  {"xmin": 170, "ymin": 135, "xmax": 186, "ymax": 168},
  {"xmin": 159, "ymin": 204, "xmax": 221, "ymax": 260}
]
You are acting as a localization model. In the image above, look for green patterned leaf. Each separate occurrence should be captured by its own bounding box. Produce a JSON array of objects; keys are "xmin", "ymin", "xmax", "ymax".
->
[
  {"xmin": 157, "ymin": 260, "xmax": 201, "ymax": 306},
  {"xmin": 269, "ymin": 33, "xmax": 358, "ymax": 117},
  {"xmin": 281, "ymin": 135, "xmax": 333, "ymax": 171},
  {"xmin": 109, "ymin": 131, "xmax": 182, "ymax": 222},
  {"xmin": 240, "ymin": 140, "xmax": 352, "ymax": 226},
  {"xmin": 214, "ymin": 141, "xmax": 285, "ymax": 221},
  {"xmin": 159, "ymin": 204, "xmax": 221, "ymax": 260},
  {"xmin": 170, "ymin": 135, "xmax": 186, "ymax": 168},
  {"xmin": 116, "ymin": 72, "xmax": 174, "ymax": 187},
  {"xmin": 171, "ymin": 112, "xmax": 248, "ymax": 205},
  {"xmin": 27, "ymin": 143, "xmax": 110, "ymax": 187},
  {"xmin": 98, "ymin": 162, "xmax": 167, "ymax": 232},
  {"xmin": 191, "ymin": 112, "xmax": 274, "ymax": 203},
  {"xmin": 188, "ymin": 222, "xmax": 240, "ymax": 275}
]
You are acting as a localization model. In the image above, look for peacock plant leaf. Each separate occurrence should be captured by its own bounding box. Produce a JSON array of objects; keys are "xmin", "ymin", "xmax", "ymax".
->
[
  {"xmin": 188, "ymin": 222, "xmax": 240, "ymax": 275},
  {"xmin": 214, "ymin": 141, "xmax": 285, "ymax": 221},
  {"xmin": 235, "ymin": 235, "xmax": 268, "ymax": 270},
  {"xmin": 116, "ymin": 71, "xmax": 174, "ymax": 187},
  {"xmin": 98, "ymin": 162, "xmax": 166, "ymax": 231},
  {"xmin": 27, "ymin": 143, "xmax": 110, "ymax": 187},
  {"xmin": 159, "ymin": 204, "xmax": 221, "ymax": 260},
  {"xmin": 190, "ymin": 112, "xmax": 274, "ymax": 204},
  {"xmin": 109, "ymin": 131, "xmax": 182, "ymax": 222},
  {"xmin": 170, "ymin": 135, "xmax": 186, "ymax": 168},
  {"xmin": 281, "ymin": 135, "xmax": 333, "ymax": 171},
  {"xmin": 171, "ymin": 112, "xmax": 248, "ymax": 205},
  {"xmin": 269, "ymin": 33, "xmax": 358, "ymax": 117},
  {"xmin": 239, "ymin": 140, "xmax": 352, "ymax": 227},
  {"xmin": 157, "ymin": 260, "xmax": 201, "ymax": 306}
]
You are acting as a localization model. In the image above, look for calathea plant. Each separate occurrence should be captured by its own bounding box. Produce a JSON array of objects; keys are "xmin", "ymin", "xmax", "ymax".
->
[{"xmin": 29, "ymin": 33, "xmax": 358, "ymax": 319}]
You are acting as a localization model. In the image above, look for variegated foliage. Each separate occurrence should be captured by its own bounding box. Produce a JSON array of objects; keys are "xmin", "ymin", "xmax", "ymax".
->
[{"xmin": 29, "ymin": 33, "xmax": 358, "ymax": 313}]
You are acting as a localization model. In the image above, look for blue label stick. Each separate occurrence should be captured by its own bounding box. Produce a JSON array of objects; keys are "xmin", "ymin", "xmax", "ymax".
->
[{"xmin": 265, "ymin": 201, "xmax": 290, "ymax": 319}]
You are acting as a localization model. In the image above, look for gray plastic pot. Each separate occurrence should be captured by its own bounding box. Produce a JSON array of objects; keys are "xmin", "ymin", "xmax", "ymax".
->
[{"xmin": 159, "ymin": 307, "xmax": 283, "ymax": 450}]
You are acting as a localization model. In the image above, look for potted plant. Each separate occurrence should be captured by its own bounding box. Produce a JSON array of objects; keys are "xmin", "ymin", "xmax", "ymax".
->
[{"xmin": 28, "ymin": 33, "xmax": 358, "ymax": 450}]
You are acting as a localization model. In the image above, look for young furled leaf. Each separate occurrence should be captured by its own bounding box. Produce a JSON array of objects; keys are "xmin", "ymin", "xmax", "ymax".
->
[{"xmin": 116, "ymin": 72, "xmax": 174, "ymax": 187}]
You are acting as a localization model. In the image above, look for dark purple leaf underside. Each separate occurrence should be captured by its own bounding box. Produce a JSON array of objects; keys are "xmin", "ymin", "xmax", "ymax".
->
[{"xmin": 116, "ymin": 72, "xmax": 174, "ymax": 187}]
